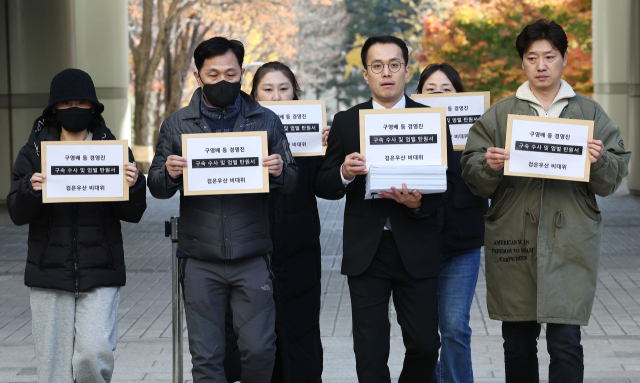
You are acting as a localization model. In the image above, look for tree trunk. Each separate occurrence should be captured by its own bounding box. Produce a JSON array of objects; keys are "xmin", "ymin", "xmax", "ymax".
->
[{"xmin": 133, "ymin": 80, "xmax": 151, "ymax": 147}]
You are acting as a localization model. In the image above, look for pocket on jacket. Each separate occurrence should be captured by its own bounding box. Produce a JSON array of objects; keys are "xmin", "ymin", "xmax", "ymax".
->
[
  {"xmin": 575, "ymin": 187, "xmax": 601, "ymax": 221},
  {"xmin": 486, "ymin": 188, "xmax": 515, "ymax": 221}
]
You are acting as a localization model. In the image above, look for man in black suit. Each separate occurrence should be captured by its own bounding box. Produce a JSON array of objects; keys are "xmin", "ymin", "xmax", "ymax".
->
[{"xmin": 316, "ymin": 35, "xmax": 454, "ymax": 382}]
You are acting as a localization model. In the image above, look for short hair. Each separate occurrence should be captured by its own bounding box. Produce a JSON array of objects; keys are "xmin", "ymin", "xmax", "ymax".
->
[
  {"xmin": 416, "ymin": 63, "xmax": 465, "ymax": 93},
  {"xmin": 194, "ymin": 37, "xmax": 245, "ymax": 71},
  {"xmin": 515, "ymin": 19, "xmax": 568, "ymax": 60},
  {"xmin": 250, "ymin": 62, "xmax": 302, "ymax": 100},
  {"xmin": 360, "ymin": 35, "xmax": 409, "ymax": 68}
]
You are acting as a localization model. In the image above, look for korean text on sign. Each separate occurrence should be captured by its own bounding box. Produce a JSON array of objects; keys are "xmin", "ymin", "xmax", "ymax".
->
[
  {"xmin": 182, "ymin": 132, "xmax": 268, "ymax": 195},
  {"xmin": 360, "ymin": 108, "xmax": 447, "ymax": 167},
  {"xmin": 42, "ymin": 141, "xmax": 128, "ymax": 202},
  {"xmin": 504, "ymin": 115, "xmax": 594, "ymax": 182},
  {"xmin": 260, "ymin": 101, "xmax": 326, "ymax": 156}
]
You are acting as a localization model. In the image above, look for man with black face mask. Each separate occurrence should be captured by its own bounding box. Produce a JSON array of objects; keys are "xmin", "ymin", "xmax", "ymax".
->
[{"xmin": 148, "ymin": 37, "xmax": 297, "ymax": 382}]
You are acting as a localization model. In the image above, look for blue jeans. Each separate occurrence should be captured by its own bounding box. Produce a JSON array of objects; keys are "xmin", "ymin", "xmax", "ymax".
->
[{"xmin": 431, "ymin": 248, "xmax": 481, "ymax": 383}]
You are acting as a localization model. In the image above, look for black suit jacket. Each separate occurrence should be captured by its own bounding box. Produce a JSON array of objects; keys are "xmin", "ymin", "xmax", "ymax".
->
[{"xmin": 316, "ymin": 96, "xmax": 455, "ymax": 278}]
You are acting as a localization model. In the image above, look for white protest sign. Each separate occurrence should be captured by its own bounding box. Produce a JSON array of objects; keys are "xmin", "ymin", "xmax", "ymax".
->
[
  {"xmin": 411, "ymin": 92, "xmax": 490, "ymax": 150},
  {"xmin": 260, "ymin": 100, "xmax": 326, "ymax": 156},
  {"xmin": 359, "ymin": 108, "xmax": 448, "ymax": 167},
  {"xmin": 182, "ymin": 132, "xmax": 269, "ymax": 195},
  {"xmin": 504, "ymin": 115, "xmax": 594, "ymax": 182},
  {"xmin": 42, "ymin": 141, "xmax": 128, "ymax": 203}
]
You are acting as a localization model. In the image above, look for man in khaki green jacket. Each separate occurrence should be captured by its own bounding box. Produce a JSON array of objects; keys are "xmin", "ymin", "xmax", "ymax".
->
[{"xmin": 461, "ymin": 20, "xmax": 631, "ymax": 383}]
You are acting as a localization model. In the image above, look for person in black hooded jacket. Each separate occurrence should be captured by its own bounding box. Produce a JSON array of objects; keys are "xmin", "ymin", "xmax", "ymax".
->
[
  {"xmin": 7, "ymin": 68, "xmax": 146, "ymax": 383},
  {"xmin": 223, "ymin": 62, "xmax": 327, "ymax": 383}
]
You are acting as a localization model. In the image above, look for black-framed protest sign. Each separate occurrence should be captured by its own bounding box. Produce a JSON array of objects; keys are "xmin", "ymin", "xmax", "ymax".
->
[
  {"xmin": 411, "ymin": 91, "xmax": 490, "ymax": 151},
  {"xmin": 182, "ymin": 132, "xmax": 269, "ymax": 196},
  {"xmin": 359, "ymin": 107, "xmax": 448, "ymax": 167},
  {"xmin": 259, "ymin": 100, "xmax": 327, "ymax": 157},
  {"xmin": 504, "ymin": 114, "xmax": 594, "ymax": 182},
  {"xmin": 42, "ymin": 140, "xmax": 129, "ymax": 203}
]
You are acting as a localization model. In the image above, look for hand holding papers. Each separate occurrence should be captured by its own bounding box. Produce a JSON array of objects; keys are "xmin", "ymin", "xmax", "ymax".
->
[
  {"xmin": 359, "ymin": 108, "xmax": 449, "ymax": 199},
  {"xmin": 366, "ymin": 165, "xmax": 448, "ymax": 198},
  {"xmin": 504, "ymin": 115, "xmax": 594, "ymax": 182},
  {"xmin": 182, "ymin": 132, "xmax": 269, "ymax": 195}
]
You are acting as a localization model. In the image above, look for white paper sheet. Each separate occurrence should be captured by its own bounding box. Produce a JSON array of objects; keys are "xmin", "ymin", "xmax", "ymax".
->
[
  {"xmin": 261, "ymin": 103, "xmax": 324, "ymax": 155},
  {"xmin": 365, "ymin": 165, "xmax": 448, "ymax": 199},
  {"xmin": 362, "ymin": 111, "xmax": 445, "ymax": 166},
  {"xmin": 185, "ymin": 135, "xmax": 265, "ymax": 192},
  {"xmin": 506, "ymin": 118, "xmax": 590, "ymax": 180},
  {"xmin": 45, "ymin": 143, "xmax": 125, "ymax": 199},
  {"xmin": 413, "ymin": 93, "xmax": 487, "ymax": 148}
]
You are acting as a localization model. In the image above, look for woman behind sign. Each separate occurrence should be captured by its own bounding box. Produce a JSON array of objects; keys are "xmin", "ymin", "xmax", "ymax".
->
[
  {"xmin": 416, "ymin": 63, "xmax": 489, "ymax": 383},
  {"xmin": 224, "ymin": 62, "xmax": 328, "ymax": 383},
  {"xmin": 6, "ymin": 68, "xmax": 147, "ymax": 383}
]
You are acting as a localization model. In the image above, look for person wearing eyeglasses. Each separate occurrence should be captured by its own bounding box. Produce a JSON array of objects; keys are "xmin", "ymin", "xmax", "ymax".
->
[{"xmin": 316, "ymin": 35, "xmax": 455, "ymax": 382}]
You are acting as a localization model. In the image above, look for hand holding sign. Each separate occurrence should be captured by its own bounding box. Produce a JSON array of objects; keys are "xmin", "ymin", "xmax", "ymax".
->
[
  {"xmin": 588, "ymin": 139, "xmax": 604, "ymax": 163},
  {"xmin": 166, "ymin": 155, "xmax": 188, "ymax": 179},
  {"xmin": 124, "ymin": 162, "xmax": 139, "ymax": 187},
  {"xmin": 485, "ymin": 147, "xmax": 510, "ymax": 171},
  {"xmin": 322, "ymin": 126, "xmax": 331, "ymax": 146},
  {"xmin": 342, "ymin": 152, "xmax": 368, "ymax": 179},
  {"xmin": 31, "ymin": 173, "xmax": 46, "ymax": 191},
  {"xmin": 263, "ymin": 154, "xmax": 283, "ymax": 177}
]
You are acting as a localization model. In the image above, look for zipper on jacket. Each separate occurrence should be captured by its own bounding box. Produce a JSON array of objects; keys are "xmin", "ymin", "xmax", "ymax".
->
[
  {"xmin": 73, "ymin": 204, "xmax": 79, "ymax": 298},
  {"xmin": 222, "ymin": 197, "xmax": 231, "ymax": 259}
]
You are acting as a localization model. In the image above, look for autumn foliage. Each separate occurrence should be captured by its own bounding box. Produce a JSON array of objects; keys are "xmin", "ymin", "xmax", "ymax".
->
[{"xmin": 420, "ymin": 0, "xmax": 592, "ymax": 103}]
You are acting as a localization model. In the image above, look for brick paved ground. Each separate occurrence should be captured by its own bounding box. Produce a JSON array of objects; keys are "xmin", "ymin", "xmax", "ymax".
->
[{"xmin": 0, "ymin": 180, "xmax": 639, "ymax": 382}]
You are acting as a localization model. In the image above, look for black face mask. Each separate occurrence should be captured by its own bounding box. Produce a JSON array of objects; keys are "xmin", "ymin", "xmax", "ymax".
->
[
  {"xmin": 56, "ymin": 107, "xmax": 93, "ymax": 133},
  {"xmin": 201, "ymin": 79, "xmax": 241, "ymax": 108}
]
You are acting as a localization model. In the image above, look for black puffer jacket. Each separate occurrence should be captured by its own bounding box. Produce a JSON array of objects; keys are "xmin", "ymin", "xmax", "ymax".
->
[
  {"xmin": 147, "ymin": 89, "xmax": 298, "ymax": 261},
  {"xmin": 7, "ymin": 118, "xmax": 147, "ymax": 293},
  {"xmin": 440, "ymin": 150, "xmax": 488, "ymax": 253},
  {"xmin": 269, "ymin": 156, "xmax": 323, "ymax": 382}
]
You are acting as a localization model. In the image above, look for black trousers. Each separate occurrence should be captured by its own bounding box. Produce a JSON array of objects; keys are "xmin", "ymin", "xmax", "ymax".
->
[
  {"xmin": 502, "ymin": 321, "xmax": 584, "ymax": 383},
  {"xmin": 348, "ymin": 232, "xmax": 440, "ymax": 383}
]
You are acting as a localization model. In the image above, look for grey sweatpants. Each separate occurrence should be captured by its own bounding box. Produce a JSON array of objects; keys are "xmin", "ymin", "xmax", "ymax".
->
[
  {"xmin": 181, "ymin": 256, "xmax": 277, "ymax": 383},
  {"xmin": 30, "ymin": 286, "xmax": 120, "ymax": 383}
]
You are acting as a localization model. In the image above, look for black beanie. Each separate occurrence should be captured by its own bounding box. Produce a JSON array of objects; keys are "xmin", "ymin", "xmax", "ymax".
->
[{"xmin": 43, "ymin": 68, "xmax": 105, "ymax": 116}]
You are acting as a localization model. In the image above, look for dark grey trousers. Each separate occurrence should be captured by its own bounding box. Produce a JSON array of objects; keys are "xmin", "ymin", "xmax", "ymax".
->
[{"xmin": 181, "ymin": 256, "xmax": 277, "ymax": 383}]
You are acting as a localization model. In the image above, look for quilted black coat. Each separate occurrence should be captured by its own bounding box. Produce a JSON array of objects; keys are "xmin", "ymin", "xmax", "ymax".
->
[{"xmin": 7, "ymin": 118, "xmax": 147, "ymax": 293}]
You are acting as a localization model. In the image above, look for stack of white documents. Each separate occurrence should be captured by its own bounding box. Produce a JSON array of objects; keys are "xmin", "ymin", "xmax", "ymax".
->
[{"xmin": 365, "ymin": 165, "xmax": 447, "ymax": 199}]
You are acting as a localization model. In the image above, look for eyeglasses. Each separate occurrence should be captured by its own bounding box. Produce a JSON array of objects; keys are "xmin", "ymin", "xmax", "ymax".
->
[{"xmin": 367, "ymin": 61, "xmax": 405, "ymax": 74}]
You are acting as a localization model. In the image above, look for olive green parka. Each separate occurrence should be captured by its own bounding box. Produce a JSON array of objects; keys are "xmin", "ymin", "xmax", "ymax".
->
[{"xmin": 461, "ymin": 91, "xmax": 631, "ymax": 326}]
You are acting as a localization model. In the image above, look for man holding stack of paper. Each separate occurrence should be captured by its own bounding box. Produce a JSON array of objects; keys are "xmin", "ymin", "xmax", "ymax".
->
[
  {"xmin": 462, "ymin": 20, "xmax": 631, "ymax": 383},
  {"xmin": 317, "ymin": 35, "xmax": 454, "ymax": 382}
]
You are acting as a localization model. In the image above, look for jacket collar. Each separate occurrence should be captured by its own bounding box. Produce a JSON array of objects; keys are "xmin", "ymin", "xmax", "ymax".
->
[
  {"xmin": 182, "ymin": 88, "xmax": 265, "ymax": 120},
  {"xmin": 516, "ymin": 80, "xmax": 576, "ymax": 110},
  {"xmin": 512, "ymin": 82, "xmax": 584, "ymax": 120},
  {"xmin": 363, "ymin": 94, "xmax": 421, "ymax": 109}
]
